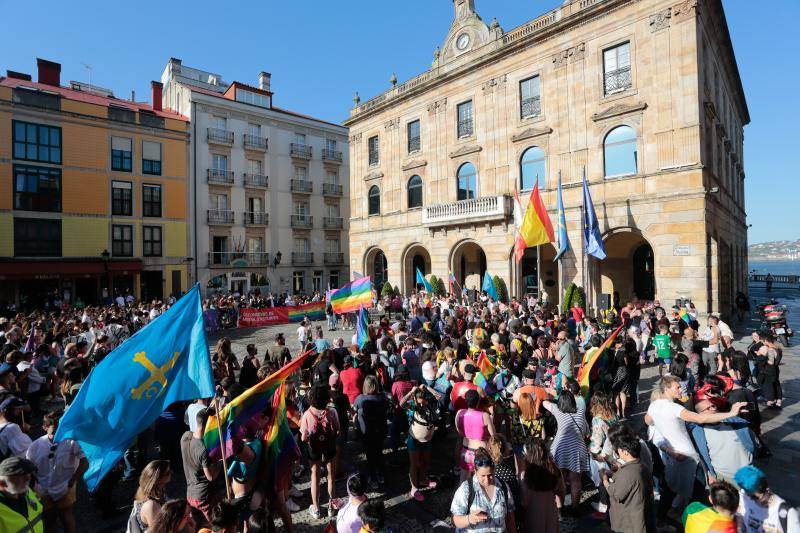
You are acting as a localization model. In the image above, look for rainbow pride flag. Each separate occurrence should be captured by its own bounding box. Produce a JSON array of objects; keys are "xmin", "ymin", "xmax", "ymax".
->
[
  {"xmin": 329, "ymin": 276, "xmax": 373, "ymax": 314},
  {"xmin": 288, "ymin": 301, "xmax": 325, "ymax": 322},
  {"xmin": 682, "ymin": 502, "xmax": 736, "ymax": 533},
  {"xmin": 577, "ymin": 324, "xmax": 623, "ymax": 399},
  {"xmin": 476, "ymin": 351, "xmax": 497, "ymax": 380},
  {"xmin": 203, "ymin": 350, "xmax": 313, "ymax": 464}
]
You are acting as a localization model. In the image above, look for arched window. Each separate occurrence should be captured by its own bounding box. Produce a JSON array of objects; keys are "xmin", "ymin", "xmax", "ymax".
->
[
  {"xmin": 457, "ymin": 162, "xmax": 477, "ymax": 201},
  {"xmin": 604, "ymin": 125, "xmax": 637, "ymax": 177},
  {"xmin": 373, "ymin": 250, "xmax": 387, "ymax": 290},
  {"xmin": 407, "ymin": 175, "xmax": 423, "ymax": 209},
  {"xmin": 368, "ymin": 185, "xmax": 380, "ymax": 216},
  {"xmin": 520, "ymin": 146, "xmax": 546, "ymax": 190}
]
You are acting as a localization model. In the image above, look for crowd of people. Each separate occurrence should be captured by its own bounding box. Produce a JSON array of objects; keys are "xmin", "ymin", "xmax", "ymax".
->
[{"xmin": 0, "ymin": 287, "xmax": 796, "ymax": 533}]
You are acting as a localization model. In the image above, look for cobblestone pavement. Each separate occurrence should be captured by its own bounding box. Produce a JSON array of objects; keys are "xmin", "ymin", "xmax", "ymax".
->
[{"xmin": 71, "ymin": 287, "xmax": 800, "ymax": 532}]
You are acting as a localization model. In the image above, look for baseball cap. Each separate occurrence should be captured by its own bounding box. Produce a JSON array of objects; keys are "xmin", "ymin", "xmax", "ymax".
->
[
  {"xmin": 0, "ymin": 457, "xmax": 37, "ymax": 476},
  {"xmin": 16, "ymin": 361, "xmax": 32, "ymax": 372},
  {"xmin": 0, "ymin": 396, "xmax": 28, "ymax": 412}
]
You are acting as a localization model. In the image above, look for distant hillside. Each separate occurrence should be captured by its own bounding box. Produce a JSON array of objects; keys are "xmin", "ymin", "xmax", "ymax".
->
[{"xmin": 749, "ymin": 239, "xmax": 800, "ymax": 260}]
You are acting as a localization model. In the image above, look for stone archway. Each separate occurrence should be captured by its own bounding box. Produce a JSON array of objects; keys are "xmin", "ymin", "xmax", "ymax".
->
[
  {"xmin": 401, "ymin": 244, "xmax": 432, "ymax": 295},
  {"xmin": 600, "ymin": 228, "xmax": 656, "ymax": 304},
  {"xmin": 364, "ymin": 247, "xmax": 388, "ymax": 292},
  {"xmin": 509, "ymin": 244, "xmax": 560, "ymax": 303},
  {"xmin": 450, "ymin": 240, "xmax": 487, "ymax": 296}
]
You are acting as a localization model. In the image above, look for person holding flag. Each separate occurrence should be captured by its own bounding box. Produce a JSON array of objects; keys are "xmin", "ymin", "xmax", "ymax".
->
[{"xmin": 415, "ymin": 268, "xmax": 433, "ymax": 294}]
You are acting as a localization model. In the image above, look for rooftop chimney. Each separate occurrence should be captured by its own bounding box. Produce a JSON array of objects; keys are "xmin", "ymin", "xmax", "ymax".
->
[
  {"xmin": 6, "ymin": 70, "xmax": 32, "ymax": 81},
  {"xmin": 258, "ymin": 71, "xmax": 271, "ymax": 92},
  {"xmin": 37, "ymin": 58, "xmax": 61, "ymax": 87},
  {"xmin": 151, "ymin": 81, "xmax": 163, "ymax": 111}
]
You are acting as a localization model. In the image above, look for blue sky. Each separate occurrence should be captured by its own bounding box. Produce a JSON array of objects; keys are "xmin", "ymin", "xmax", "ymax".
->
[{"xmin": 2, "ymin": 0, "xmax": 795, "ymax": 244}]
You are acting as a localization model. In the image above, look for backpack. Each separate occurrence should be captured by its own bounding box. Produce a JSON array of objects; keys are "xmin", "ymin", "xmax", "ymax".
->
[
  {"xmin": 307, "ymin": 409, "xmax": 336, "ymax": 455},
  {"xmin": 409, "ymin": 407, "xmax": 436, "ymax": 443}
]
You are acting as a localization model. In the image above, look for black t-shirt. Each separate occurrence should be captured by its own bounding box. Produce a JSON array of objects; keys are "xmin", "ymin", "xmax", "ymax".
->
[
  {"xmin": 332, "ymin": 347, "xmax": 349, "ymax": 370},
  {"xmin": 313, "ymin": 357, "xmax": 334, "ymax": 385},
  {"xmin": 727, "ymin": 387, "xmax": 761, "ymax": 433}
]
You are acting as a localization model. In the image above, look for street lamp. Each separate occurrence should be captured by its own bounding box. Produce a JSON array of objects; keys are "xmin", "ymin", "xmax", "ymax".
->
[{"xmin": 101, "ymin": 249, "xmax": 111, "ymax": 301}]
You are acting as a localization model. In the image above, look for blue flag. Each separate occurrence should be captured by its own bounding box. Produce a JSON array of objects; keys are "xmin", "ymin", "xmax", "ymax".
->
[
  {"xmin": 482, "ymin": 272, "xmax": 498, "ymax": 301},
  {"xmin": 55, "ymin": 284, "xmax": 215, "ymax": 490},
  {"xmin": 415, "ymin": 267, "xmax": 433, "ymax": 293},
  {"xmin": 554, "ymin": 174, "xmax": 571, "ymax": 261},
  {"xmin": 356, "ymin": 304, "xmax": 369, "ymax": 349},
  {"xmin": 582, "ymin": 171, "xmax": 606, "ymax": 260}
]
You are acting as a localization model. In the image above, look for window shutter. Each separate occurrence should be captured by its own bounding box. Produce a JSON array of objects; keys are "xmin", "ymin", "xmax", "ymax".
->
[
  {"xmin": 142, "ymin": 141, "xmax": 161, "ymax": 161},
  {"xmin": 112, "ymin": 137, "xmax": 132, "ymax": 151}
]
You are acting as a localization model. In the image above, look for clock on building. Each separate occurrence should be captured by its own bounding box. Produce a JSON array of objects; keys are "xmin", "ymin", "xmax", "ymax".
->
[{"xmin": 456, "ymin": 33, "xmax": 471, "ymax": 51}]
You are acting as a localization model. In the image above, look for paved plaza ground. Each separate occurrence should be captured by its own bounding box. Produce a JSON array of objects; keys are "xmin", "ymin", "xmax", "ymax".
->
[{"xmin": 70, "ymin": 286, "xmax": 800, "ymax": 532}]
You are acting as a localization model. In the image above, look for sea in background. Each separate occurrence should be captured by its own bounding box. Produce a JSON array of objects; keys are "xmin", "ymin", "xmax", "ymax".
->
[{"xmin": 748, "ymin": 259, "xmax": 800, "ymax": 276}]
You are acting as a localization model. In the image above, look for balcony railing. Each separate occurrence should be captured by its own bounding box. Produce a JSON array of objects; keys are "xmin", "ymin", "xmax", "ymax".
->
[
  {"xmin": 322, "ymin": 148, "xmax": 343, "ymax": 163},
  {"xmin": 208, "ymin": 168, "xmax": 234, "ymax": 185},
  {"xmin": 244, "ymin": 212, "xmax": 268, "ymax": 226},
  {"xmin": 243, "ymin": 173, "xmax": 268, "ymax": 188},
  {"xmin": 290, "ymin": 179, "xmax": 313, "ymax": 193},
  {"xmin": 422, "ymin": 195, "xmax": 512, "ymax": 227},
  {"xmin": 243, "ymin": 134, "xmax": 268, "ymax": 151},
  {"xmin": 290, "ymin": 143, "xmax": 312, "ymax": 158},
  {"xmin": 323, "ymin": 216, "xmax": 343, "ymax": 229},
  {"xmin": 604, "ymin": 66, "xmax": 632, "ymax": 95},
  {"xmin": 368, "ymin": 151, "xmax": 379, "ymax": 166},
  {"xmin": 322, "ymin": 183, "xmax": 343, "ymax": 196},
  {"xmin": 324, "ymin": 252, "xmax": 344, "ymax": 265},
  {"xmin": 290, "ymin": 214, "xmax": 313, "ymax": 228},
  {"xmin": 408, "ymin": 136, "xmax": 421, "ymax": 153},
  {"xmin": 207, "ymin": 127, "xmax": 234, "ymax": 145},
  {"xmin": 457, "ymin": 119, "xmax": 474, "ymax": 138},
  {"xmin": 208, "ymin": 252, "xmax": 269, "ymax": 267},
  {"xmin": 292, "ymin": 251, "xmax": 314, "ymax": 265},
  {"xmin": 207, "ymin": 209, "xmax": 235, "ymax": 225},
  {"xmin": 521, "ymin": 96, "xmax": 541, "ymax": 119}
]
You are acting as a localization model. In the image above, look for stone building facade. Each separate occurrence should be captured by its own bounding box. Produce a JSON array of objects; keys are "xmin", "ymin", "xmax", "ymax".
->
[
  {"xmin": 161, "ymin": 59, "xmax": 350, "ymax": 297},
  {"xmin": 344, "ymin": 0, "xmax": 748, "ymax": 316}
]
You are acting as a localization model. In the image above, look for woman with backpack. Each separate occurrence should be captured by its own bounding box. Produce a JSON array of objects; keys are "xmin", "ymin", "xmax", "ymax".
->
[
  {"xmin": 299, "ymin": 384, "xmax": 341, "ymax": 520},
  {"xmin": 399, "ymin": 384, "xmax": 441, "ymax": 501},
  {"xmin": 352, "ymin": 375, "xmax": 389, "ymax": 491},
  {"xmin": 450, "ymin": 447, "xmax": 517, "ymax": 532},
  {"xmin": 509, "ymin": 391, "xmax": 545, "ymax": 476}
]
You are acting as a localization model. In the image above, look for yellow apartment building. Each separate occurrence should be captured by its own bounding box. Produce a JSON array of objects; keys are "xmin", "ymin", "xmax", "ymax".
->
[{"xmin": 0, "ymin": 58, "xmax": 190, "ymax": 309}]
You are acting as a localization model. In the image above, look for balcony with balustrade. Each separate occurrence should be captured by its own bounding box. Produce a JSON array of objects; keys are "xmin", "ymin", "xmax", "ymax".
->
[
  {"xmin": 290, "ymin": 143, "xmax": 312, "ymax": 159},
  {"xmin": 244, "ymin": 212, "xmax": 268, "ymax": 226},
  {"xmin": 604, "ymin": 66, "xmax": 632, "ymax": 95},
  {"xmin": 207, "ymin": 209, "xmax": 235, "ymax": 225},
  {"xmin": 292, "ymin": 252, "xmax": 314, "ymax": 265},
  {"xmin": 324, "ymin": 252, "xmax": 344, "ymax": 265},
  {"xmin": 243, "ymin": 173, "xmax": 268, "ymax": 188},
  {"xmin": 208, "ymin": 251, "xmax": 269, "ymax": 268},
  {"xmin": 243, "ymin": 134, "xmax": 268, "ymax": 151},
  {"xmin": 322, "ymin": 183, "xmax": 343, "ymax": 197},
  {"xmin": 421, "ymin": 195, "xmax": 512, "ymax": 228},
  {"xmin": 322, "ymin": 148, "xmax": 343, "ymax": 163},
  {"xmin": 290, "ymin": 214, "xmax": 313, "ymax": 228},
  {"xmin": 323, "ymin": 216, "xmax": 343, "ymax": 230},
  {"xmin": 521, "ymin": 96, "xmax": 541, "ymax": 119},
  {"xmin": 290, "ymin": 179, "xmax": 313, "ymax": 194},
  {"xmin": 208, "ymin": 168, "xmax": 234, "ymax": 185},
  {"xmin": 208, "ymin": 127, "xmax": 234, "ymax": 145}
]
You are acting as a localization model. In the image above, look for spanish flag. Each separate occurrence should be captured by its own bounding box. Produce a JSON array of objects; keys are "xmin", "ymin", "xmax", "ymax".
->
[{"xmin": 514, "ymin": 183, "xmax": 554, "ymax": 262}]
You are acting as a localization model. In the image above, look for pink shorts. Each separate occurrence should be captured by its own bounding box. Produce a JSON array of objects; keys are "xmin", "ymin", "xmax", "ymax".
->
[{"xmin": 459, "ymin": 447, "xmax": 477, "ymax": 472}]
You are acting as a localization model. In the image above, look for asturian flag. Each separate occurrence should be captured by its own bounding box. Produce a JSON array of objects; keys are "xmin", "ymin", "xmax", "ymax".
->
[
  {"xmin": 56, "ymin": 284, "xmax": 215, "ymax": 490},
  {"xmin": 554, "ymin": 174, "xmax": 571, "ymax": 261}
]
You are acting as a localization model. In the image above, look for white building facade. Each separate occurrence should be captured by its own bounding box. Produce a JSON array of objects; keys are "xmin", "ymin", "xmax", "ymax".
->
[{"xmin": 161, "ymin": 59, "xmax": 349, "ymax": 296}]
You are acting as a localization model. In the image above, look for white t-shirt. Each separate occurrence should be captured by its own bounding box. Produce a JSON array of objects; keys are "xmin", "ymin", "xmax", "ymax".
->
[
  {"xmin": 0, "ymin": 422, "xmax": 33, "ymax": 458},
  {"xmin": 647, "ymin": 399, "xmax": 698, "ymax": 458},
  {"xmin": 297, "ymin": 325, "xmax": 306, "ymax": 344},
  {"xmin": 27, "ymin": 435, "xmax": 85, "ymax": 498},
  {"xmin": 739, "ymin": 491, "xmax": 800, "ymax": 533}
]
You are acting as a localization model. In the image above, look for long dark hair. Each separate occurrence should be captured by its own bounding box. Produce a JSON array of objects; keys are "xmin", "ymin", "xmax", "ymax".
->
[
  {"xmin": 149, "ymin": 499, "xmax": 189, "ymax": 533},
  {"xmin": 523, "ymin": 439, "xmax": 561, "ymax": 492}
]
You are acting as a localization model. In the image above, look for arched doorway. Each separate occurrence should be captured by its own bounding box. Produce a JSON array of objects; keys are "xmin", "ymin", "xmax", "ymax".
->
[
  {"xmin": 451, "ymin": 240, "xmax": 486, "ymax": 298},
  {"xmin": 512, "ymin": 244, "xmax": 559, "ymax": 303},
  {"xmin": 364, "ymin": 248, "xmax": 388, "ymax": 293},
  {"xmin": 401, "ymin": 244, "xmax": 432, "ymax": 295},
  {"xmin": 600, "ymin": 229, "xmax": 656, "ymax": 304}
]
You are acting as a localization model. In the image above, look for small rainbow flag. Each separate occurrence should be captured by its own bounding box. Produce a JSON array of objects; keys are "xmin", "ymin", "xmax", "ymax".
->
[
  {"xmin": 577, "ymin": 324, "xmax": 623, "ymax": 399},
  {"xmin": 476, "ymin": 351, "xmax": 497, "ymax": 380},
  {"xmin": 329, "ymin": 276, "xmax": 373, "ymax": 314},
  {"xmin": 203, "ymin": 349, "xmax": 314, "ymax": 469},
  {"xmin": 288, "ymin": 301, "xmax": 325, "ymax": 322}
]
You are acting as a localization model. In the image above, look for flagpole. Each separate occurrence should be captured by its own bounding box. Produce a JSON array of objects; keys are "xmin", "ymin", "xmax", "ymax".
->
[
  {"xmin": 581, "ymin": 167, "xmax": 587, "ymax": 300},
  {"xmin": 213, "ymin": 396, "xmax": 233, "ymax": 499},
  {"xmin": 557, "ymin": 170, "xmax": 563, "ymax": 312}
]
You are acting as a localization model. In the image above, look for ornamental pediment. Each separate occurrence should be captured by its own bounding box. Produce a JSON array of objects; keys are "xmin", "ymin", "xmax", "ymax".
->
[
  {"xmin": 448, "ymin": 145, "xmax": 483, "ymax": 159},
  {"xmin": 363, "ymin": 170, "xmax": 384, "ymax": 181},
  {"xmin": 511, "ymin": 126, "xmax": 553, "ymax": 143},
  {"xmin": 402, "ymin": 159, "xmax": 428, "ymax": 171},
  {"xmin": 591, "ymin": 102, "xmax": 648, "ymax": 122}
]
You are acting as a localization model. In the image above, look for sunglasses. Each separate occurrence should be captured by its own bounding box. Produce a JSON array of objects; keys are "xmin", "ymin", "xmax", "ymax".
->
[
  {"xmin": 48, "ymin": 444, "xmax": 58, "ymax": 459},
  {"xmin": 473, "ymin": 457, "xmax": 494, "ymax": 468}
]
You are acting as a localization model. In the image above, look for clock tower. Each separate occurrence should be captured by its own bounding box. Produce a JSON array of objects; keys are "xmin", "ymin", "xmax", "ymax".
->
[
  {"xmin": 435, "ymin": 0, "xmax": 500, "ymax": 67},
  {"xmin": 453, "ymin": 0, "xmax": 476, "ymax": 20}
]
